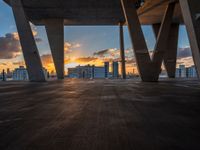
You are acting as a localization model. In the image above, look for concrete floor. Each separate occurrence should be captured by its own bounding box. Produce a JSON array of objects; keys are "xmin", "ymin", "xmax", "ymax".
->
[{"xmin": 0, "ymin": 79, "xmax": 200, "ymax": 150}]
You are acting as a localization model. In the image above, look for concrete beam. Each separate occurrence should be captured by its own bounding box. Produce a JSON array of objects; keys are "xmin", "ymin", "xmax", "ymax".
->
[
  {"xmin": 121, "ymin": 0, "xmax": 152, "ymax": 82},
  {"xmin": 152, "ymin": 23, "xmax": 160, "ymax": 38},
  {"xmin": 153, "ymin": 23, "xmax": 179, "ymax": 78},
  {"xmin": 179, "ymin": 0, "xmax": 200, "ymax": 78},
  {"xmin": 152, "ymin": 2, "xmax": 176, "ymax": 79},
  {"xmin": 121, "ymin": 0, "xmax": 175, "ymax": 81},
  {"xmin": 119, "ymin": 22, "xmax": 126, "ymax": 79},
  {"xmin": 45, "ymin": 19, "xmax": 64, "ymax": 79},
  {"xmin": 11, "ymin": 0, "xmax": 45, "ymax": 82}
]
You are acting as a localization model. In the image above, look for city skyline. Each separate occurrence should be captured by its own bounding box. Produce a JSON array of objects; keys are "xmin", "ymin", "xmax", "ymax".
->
[{"xmin": 0, "ymin": 0, "xmax": 194, "ymax": 74}]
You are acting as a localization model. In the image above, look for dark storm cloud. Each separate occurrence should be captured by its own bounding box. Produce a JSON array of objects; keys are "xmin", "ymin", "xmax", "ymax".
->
[
  {"xmin": 94, "ymin": 49, "xmax": 110, "ymax": 56},
  {"xmin": 0, "ymin": 33, "xmax": 21, "ymax": 59},
  {"xmin": 0, "ymin": 32, "xmax": 43, "ymax": 59},
  {"xmin": 177, "ymin": 47, "xmax": 192, "ymax": 58}
]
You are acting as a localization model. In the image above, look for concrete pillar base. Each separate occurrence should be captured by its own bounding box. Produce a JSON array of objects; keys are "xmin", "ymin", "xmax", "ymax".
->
[
  {"xmin": 119, "ymin": 22, "xmax": 126, "ymax": 79},
  {"xmin": 45, "ymin": 19, "xmax": 64, "ymax": 79},
  {"xmin": 11, "ymin": 0, "xmax": 45, "ymax": 82},
  {"xmin": 180, "ymin": 0, "xmax": 200, "ymax": 78},
  {"xmin": 121, "ymin": 0, "xmax": 176, "ymax": 82},
  {"xmin": 153, "ymin": 23, "xmax": 179, "ymax": 78}
]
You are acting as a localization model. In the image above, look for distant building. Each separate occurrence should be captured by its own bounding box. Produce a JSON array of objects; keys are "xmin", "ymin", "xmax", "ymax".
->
[
  {"xmin": 176, "ymin": 65, "xmax": 186, "ymax": 78},
  {"xmin": 176, "ymin": 68, "xmax": 181, "ymax": 78},
  {"xmin": 43, "ymin": 68, "xmax": 48, "ymax": 79},
  {"xmin": 187, "ymin": 65, "xmax": 198, "ymax": 78},
  {"xmin": 104, "ymin": 62, "xmax": 109, "ymax": 78},
  {"xmin": 13, "ymin": 66, "xmax": 48, "ymax": 81},
  {"xmin": 68, "ymin": 68, "xmax": 79, "ymax": 78},
  {"xmin": 0, "ymin": 69, "xmax": 6, "ymax": 81},
  {"xmin": 176, "ymin": 65, "xmax": 198, "ymax": 78},
  {"xmin": 92, "ymin": 66, "xmax": 106, "ymax": 78},
  {"xmin": 13, "ymin": 66, "xmax": 29, "ymax": 81},
  {"xmin": 6, "ymin": 68, "xmax": 12, "ymax": 78},
  {"xmin": 68, "ymin": 63, "xmax": 109, "ymax": 79},
  {"xmin": 112, "ymin": 62, "xmax": 119, "ymax": 78}
]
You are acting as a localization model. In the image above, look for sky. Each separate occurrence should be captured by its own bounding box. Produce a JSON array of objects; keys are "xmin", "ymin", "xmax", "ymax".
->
[{"xmin": 0, "ymin": 0, "xmax": 194, "ymax": 75}]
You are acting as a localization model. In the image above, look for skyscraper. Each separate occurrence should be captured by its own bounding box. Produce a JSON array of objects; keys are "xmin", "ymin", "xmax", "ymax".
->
[
  {"xmin": 187, "ymin": 65, "xmax": 198, "ymax": 78},
  {"xmin": 112, "ymin": 62, "xmax": 119, "ymax": 78},
  {"xmin": 13, "ymin": 66, "xmax": 29, "ymax": 81},
  {"xmin": 104, "ymin": 62, "xmax": 109, "ymax": 78},
  {"xmin": 68, "ymin": 65, "xmax": 106, "ymax": 79}
]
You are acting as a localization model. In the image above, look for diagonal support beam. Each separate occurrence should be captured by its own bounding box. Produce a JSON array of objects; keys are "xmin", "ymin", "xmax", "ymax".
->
[
  {"xmin": 121, "ymin": 0, "xmax": 176, "ymax": 81},
  {"xmin": 153, "ymin": 23, "xmax": 179, "ymax": 78},
  {"xmin": 121, "ymin": 0, "xmax": 152, "ymax": 81},
  {"xmin": 179, "ymin": 0, "xmax": 200, "ymax": 78},
  {"xmin": 45, "ymin": 19, "xmax": 64, "ymax": 79},
  {"xmin": 119, "ymin": 22, "xmax": 126, "ymax": 79},
  {"xmin": 11, "ymin": 0, "xmax": 45, "ymax": 82},
  {"xmin": 152, "ymin": 2, "xmax": 176, "ymax": 78}
]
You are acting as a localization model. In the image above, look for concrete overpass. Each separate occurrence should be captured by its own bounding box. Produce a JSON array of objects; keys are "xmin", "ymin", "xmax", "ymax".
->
[{"xmin": 3, "ymin": 0, "xmax": 200, "ymax": 82}]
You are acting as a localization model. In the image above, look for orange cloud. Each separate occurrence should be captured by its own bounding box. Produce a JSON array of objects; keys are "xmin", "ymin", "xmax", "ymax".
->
[
  {"xmin": 177, "ymin": 56, "xmax": 194, "ymax": 67},
  {"xmin": 0, "ymin": 33, "xmax": 22, "ymax": 59},
  {"xmin": 75, "ymin": 57, "xmax": 98, "ymax": 63},
  {"xmin": 64, "ymin": 41, "xmax": 81, "ymax": 53}
]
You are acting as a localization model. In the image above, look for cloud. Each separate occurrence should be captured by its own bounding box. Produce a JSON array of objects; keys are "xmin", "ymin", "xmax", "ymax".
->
[
  {"xmin": 0, "ymin": 33, "xmax": 21, "ymax": 59},
  {"xmin": 12, "ymin": 61, "xmax": 25, "ymax": 66},
  {"xmin": 40, "ymin": 54, "xmax": 53, "ymax": 66},
  {"xmin": 75, "ymin": 57, "xmax": 98, "ymax": 63},
  {"xmin": 0, "ymin": 62, "xmax": 6, "ymax": 66},
  {"xmin": 177, "ymin": 56, "xmax": 194, "ymax": 67},
  {"xmin": 64, "ymin": 41, "xmax": 81, "ymax": 53},
  {"xmin": 177, "ymin": 47, "xmax": 192, "ymax": 58},
  {"xmin": 93, "ymin": 48, "xmax": 134, "ymax": 63},
  {"xmin": 0, "ymin": 24, "xmax": 43, "ymax": 60}
]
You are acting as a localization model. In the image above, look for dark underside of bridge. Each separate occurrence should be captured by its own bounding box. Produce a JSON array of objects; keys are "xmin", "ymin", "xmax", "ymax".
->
[
  {"xmin": 4, "ymin": 0, "xmax": 183, "ymax": 25},
  {"xmin": 0, "ymin": 79, "xmax": 200, "ymax": 150}
]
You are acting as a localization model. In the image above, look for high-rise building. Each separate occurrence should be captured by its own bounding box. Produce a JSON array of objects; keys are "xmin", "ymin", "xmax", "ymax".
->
[
  {"xmin": 68, "ymin": 64, "xmax": 108, "ymax": 79},
  {"xmin": 0, "ymin": 69, "xmax": 6, "ymax": 81},
  {"xmin": 92, "ymin": 66, "xmax": 106, "ymax": 78},
  {"xmin": 13, "ymin": 66, "xmax": 48, "ymax": 81},
  {"xmin": 112, "ymin": 62, "xmax": 119, "ymax": 78},
  {"xmin": 176, "ymin": 65, "xmax": 186, "ymax": 78},
  {"xmin": 6, "ymin": 68, "xmax": 12, "ymax": 78},
  {"xmin": 13, "ymin": 66, "xmax": 29, "ymax": 81},
  {"xmin": 104, "ymin": 62, "xmax": 109, "ymax": 78},
  {"xmin": 176, "ymin": 68, "xmax": 181, "ymax": 78},
  {"xmin": 176, "ymin": 65, "xmax": 198, "ymax": 78},
  {"xmin": 187, "ymin": 65, "xmax": 198, "ymax": 78}
]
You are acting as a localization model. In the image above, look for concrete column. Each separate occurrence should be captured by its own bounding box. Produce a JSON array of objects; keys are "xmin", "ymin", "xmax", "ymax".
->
[
  {"xmin": 11, "ymin": 0, "xmax": 45, "ymax": 82},
  {"xmin": 153, "ymin": 23, "xmax": 179, "ymax": 78},
  {"xmin": 121, "ymin": 0, "xmax": 176, "ymax": 81},
  {"xmin": 119, "ymin": 22, "xmax": 126, "ymax": 79},
  {"xmin": 120, "ymin": 0, "xmax": 152, "ymax": 82},
  {"xmin": 45, "ymin": 19, "xmax": 64, "ymax": 79},
  {"xmin": 152, "ymin": 2, "xmax": 176, "ymax": 78},
  {"xmin": 179, "ymin": 0, "xmax": 200, "ymax": 77}
]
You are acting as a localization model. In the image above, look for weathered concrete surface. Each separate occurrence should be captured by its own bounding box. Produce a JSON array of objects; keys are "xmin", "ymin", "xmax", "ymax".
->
[
  {"xmin": 152, "ymin": 2, "xmax": 176, "ymax": 79},
  {"xmin": 153, "ymin": 23, "xmax": 179, "ymax": 78},
  {"xmin": 45, "ymin": 19, "xmax": 64, "ymax": 79},
  {"xmin": 0, "ymin": 79, "xmax": 200, "ymax": 150},
  {"xmin": 121, "ymin": 0, "xmax": 176, "ymax": 81},
  {"xmin": 4, "ymin": 0, "xmax": 182, "ymax": 25},
  {"xmin": 11, "ymin": 0, "xmax": 46, "ymax": 82},
  {"xmin": 180, "ymin": 0, "xmax": 200, "ymax": 77},
  {"xmin": 119, "ymin": 22, "xmax": 126, "ymax": 79}
]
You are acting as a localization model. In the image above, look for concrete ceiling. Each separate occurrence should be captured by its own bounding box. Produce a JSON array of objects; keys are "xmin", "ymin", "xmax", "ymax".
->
[{"xmin": 4, "ymin": 0, "xmax": 183, "ymax": 25}]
